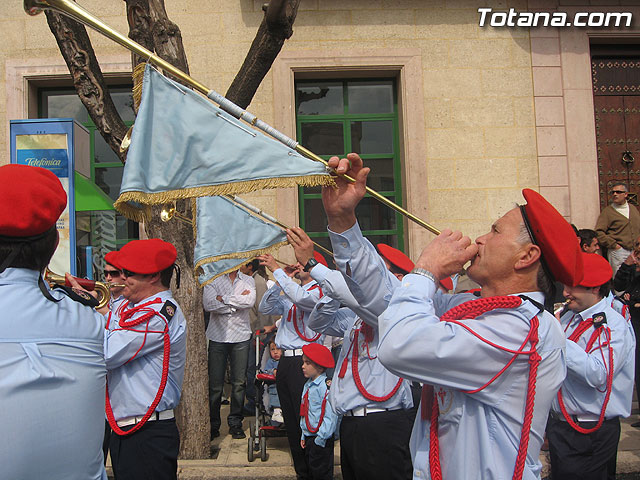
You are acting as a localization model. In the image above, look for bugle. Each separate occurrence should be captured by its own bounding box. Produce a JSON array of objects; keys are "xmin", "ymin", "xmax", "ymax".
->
[
  {"xmin": 24, "ymin": 0, "xmax": 441, "ymax": 236},
  {"xmin": 44, "ymin": 268, "xmax": 123, "ymax": 310},
  {"xmin": 553, "ymin": 299, "xmax": 570, "ymax": 317}
]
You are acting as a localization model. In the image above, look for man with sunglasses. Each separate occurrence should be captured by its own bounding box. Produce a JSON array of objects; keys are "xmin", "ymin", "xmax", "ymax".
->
[
  {"xmin": 595, "ymin": 182, "xmax": 640, "ymax": 275},
  {"xmin": 99, "ymin": 239, "xmax": 186, "ymax": 480},
  {"xmin": 104, "ymin": 251, "xmax": 125, "ymax": 308}
]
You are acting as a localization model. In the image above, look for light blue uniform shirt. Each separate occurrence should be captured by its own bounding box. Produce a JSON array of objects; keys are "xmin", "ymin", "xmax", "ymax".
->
[
  {"xmin": 0, "ymin": 268, "xmax": 107, "ymax": 480},
  {"xmin": 328, "ymin": 222, "xmax": 567, "ymax": 480},
  {"xmin": 105, "ymin": 290, "xmax": 186, "ymax": 420},
  {"xmin": 308, "ymin": 264, "xmax": 413, "ymax": 414},
  {"xmin": 300, "ymin": 372, "xmax": 338, "ymax": 447},
  {"xmin": 552, "ymin": 296, "xmax": 635, "ymax": 419},
  {"xmin": 258, "ymin": 269, "xmax": 324, "ymax": 350}
]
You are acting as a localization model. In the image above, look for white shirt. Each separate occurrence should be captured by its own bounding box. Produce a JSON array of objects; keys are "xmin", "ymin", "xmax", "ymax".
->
[{"xmin": 203, "ymin": 272, "xmax": 256, "ymax": 343}]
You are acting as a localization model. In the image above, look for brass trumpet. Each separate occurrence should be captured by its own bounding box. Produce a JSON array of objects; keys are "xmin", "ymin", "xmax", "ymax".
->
[{"xmin": 44, "ymin": 268, "xmax": 124, "ymax": 310}]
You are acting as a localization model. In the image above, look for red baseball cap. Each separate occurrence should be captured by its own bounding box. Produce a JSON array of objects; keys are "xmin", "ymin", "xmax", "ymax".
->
[
  {"xmin": 578, "ymin": 252, "xmax": 612, "ymax": 287},
  {"xmin": 116, "ymin": 239, "xmax": 177, "ymax": 274},
  {"xmin": 377, "ymin": 243, "xmax": 414, "ymax": 274},
  {"xmin": 302, "ymin": 343, "xmax": 335, "ymax": 369},
  {"xmin": 0, "ymin": 164, "xmax": 67, "ymax": 237},
  {"xmin": 521, "ymin": 189, "xmax": 583, "ymax": 287},
  {"xmin": 104, "ymin": 251, "xmax": 121, "ymax": 269},
  {"xmin": 313, "ymin": 251, "xmax": 328, "ymax": 268}
]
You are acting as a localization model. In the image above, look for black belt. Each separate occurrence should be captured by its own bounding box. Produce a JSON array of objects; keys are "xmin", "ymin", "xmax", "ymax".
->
[{"xmin": 549, "ymin": 410, "xmax": 617, "ymax": 425}]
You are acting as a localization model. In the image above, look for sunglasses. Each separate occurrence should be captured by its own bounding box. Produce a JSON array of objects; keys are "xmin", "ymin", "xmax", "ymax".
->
[
  {"xmin": 611, "ymin": 190, "xmax": 627, "ymax": 194},
  {"xmin": 103, "ymin": 269, "xmax": 122, "ymax": 277},
  {"xmin": 121, "ymin": 268, "xmax": 142, "ymax": 278}
]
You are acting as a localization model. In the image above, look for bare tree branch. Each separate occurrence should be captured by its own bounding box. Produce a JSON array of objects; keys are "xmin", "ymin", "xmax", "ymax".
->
[
  {"xmin": 226, "ymin": 0, "xmax": 301, "ymax": 108},
  {"xmin": 45, "ymin": 11, "xmax": 128, "ymax": 163},
  {"xmin": 125, "ymin": 0, "xmax": 189, "ymax": 76}
]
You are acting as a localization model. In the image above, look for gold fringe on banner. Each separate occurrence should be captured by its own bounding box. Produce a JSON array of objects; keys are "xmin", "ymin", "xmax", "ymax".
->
[
  {"xmin": 132, "ymin": 62, "xmax": 147, "ymax": 113},
  {"xmin": 195, "ymin": 240, "xmax": 289, "ymax": 287},
  {"xmin": 114, "ymin": 174, "xmax": 335, "ymax": 221},
  {"xmin": 191, "ymin": 198, "xmax": 198, "ymax": 239}
]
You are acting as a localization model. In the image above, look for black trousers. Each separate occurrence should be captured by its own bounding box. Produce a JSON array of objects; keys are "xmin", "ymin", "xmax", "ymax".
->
[
  {"xmin": 110, "ymin": 418, "xmax": 180, "ymax": 480},
  {"xmin": 276, "ymin": 354, "xmax": 309, "ymax": 479},
  {"xmin": 632, "ymin": 318, "xmax": 640, "ymax": 408},
  {"xmin": 304, "ymin": 436, "xmax": 335, "ymax": 480},
  {"xmin": 340, "ymin": 408, "xmax": 414, "ymax": 480},
  {"xmin": 103, "ymin": 420, "xmax": 111, "ymax": 465},
  {"xmin": 547, "ymin": 415, "xmax": 620, "ymax": 480}
]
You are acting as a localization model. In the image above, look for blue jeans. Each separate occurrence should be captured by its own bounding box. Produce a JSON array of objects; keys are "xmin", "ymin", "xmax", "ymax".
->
[
  {"xmin": 268, "ymin": 384, "xmax": 280, "ymax": 409},
  {"xmin": 244, "ymin": 340, "xmax": 258, "ymax": 410},
  {"xmin": 208, "ymin": 339, "xmax": 250, "ymax": 432}
]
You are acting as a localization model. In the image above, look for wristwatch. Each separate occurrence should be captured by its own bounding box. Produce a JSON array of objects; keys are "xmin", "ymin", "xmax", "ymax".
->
[
  {"xmin": 303, "ymin": 257, "xmax": 318, "ymax": 272},
  {"xmin": 410, "ymin": 267, "xmax": 438, "ymax": 284}
]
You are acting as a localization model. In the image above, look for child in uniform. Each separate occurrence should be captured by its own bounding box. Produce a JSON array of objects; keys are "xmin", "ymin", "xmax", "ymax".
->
[{"xmin": 299, "ymin": 343, "xmax": 337, "ymax": 480}]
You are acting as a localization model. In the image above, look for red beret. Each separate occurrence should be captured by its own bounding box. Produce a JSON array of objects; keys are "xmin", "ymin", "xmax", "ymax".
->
[
  {"xmin": 313, "ymin": 251, "xmax": 328, "ymax": 268},
  {"xmin": 521, "ymin": 189, "xmax": 583, "ymax": 287},
  {"xmin": 302, "ymin": 343, "xmax": 335, "ymax": 369},
  {"xmin": 116, "ymin": 239, "xmax": 177, "ymax": 274},
  {"xmin": 440, "ymin": 276, "xmax": 454, "ymax": 292},
  {"xmin": 0, "ymin": 164, "xmax": 67, "ymax": 237},
  {"xmin": 578, "ymin": 252, "xmax": 612, "ymax": 287},
  {"xmin": 104, "ymin": 251, "xmax": 121, "ymax": 269},
  {"xmin": 377, "ymin": 243, "xmax": 414, "ymax": 274}
]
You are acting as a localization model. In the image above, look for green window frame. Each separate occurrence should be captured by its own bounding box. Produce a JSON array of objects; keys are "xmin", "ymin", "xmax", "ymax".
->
[
  {"xmin": 295, "ymin": 79, "xmax": 404, "ymax": 254},
  {"xmin": 38, "ymin": 85, "xmax": 138, "ymax": 248}
]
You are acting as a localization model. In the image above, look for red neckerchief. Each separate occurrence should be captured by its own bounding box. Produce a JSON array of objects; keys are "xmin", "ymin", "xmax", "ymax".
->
[
  {"xmin": 300, "ymin": 386, "xmax": 329, "ymax": 434},
  {"xmin": 557, "ymin": 315, "xmax": 614, "ymax": 433},
  {"xmin": 287, "ymin": 283, "xmax": 322, "ymax": 342},
  {"xmin": 104, "ymin": 298, "xmax": 173, "ymax": 436},
  {"xmin": 423, "ymin": 295, "xmax": 541, "ymax": 480},
  {"xmin": 337, "ymin": 318, "xmax": 403, "ymax": 402}
]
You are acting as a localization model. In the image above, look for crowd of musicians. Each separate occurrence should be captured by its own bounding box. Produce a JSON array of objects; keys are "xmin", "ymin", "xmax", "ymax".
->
[{"xmin": 0, "ymin": 154, "xmax": 636, "ymax": 480}]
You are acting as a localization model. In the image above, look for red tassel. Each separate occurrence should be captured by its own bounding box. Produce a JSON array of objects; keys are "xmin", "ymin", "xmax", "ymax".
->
[
  {"xmin": 338, "ymin": 356, "xmax": 349, "ymax": 379},
  {"xmin": 421, "ymin": 384, "xmax": 433, "ymax": 420},
  {"xmin": 361, "ymin": 323, "xmax": 375, "ymax": 343}
]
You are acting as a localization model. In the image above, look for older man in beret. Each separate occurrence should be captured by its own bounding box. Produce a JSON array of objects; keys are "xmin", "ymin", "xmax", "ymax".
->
[
  {"xmin": 548, "ymin": 252, "xmax": 635, "ymax": 480},
  {"xmin": 98, "ymin": 239, "xmax": 186, "ymax": 480},
  {"xmin": 0, "ymin": 164, "xmax": 107, "ymax": 480},
  {"xmin": 320, "ymin": 153, "xmax": 583, "ymax": 480}
]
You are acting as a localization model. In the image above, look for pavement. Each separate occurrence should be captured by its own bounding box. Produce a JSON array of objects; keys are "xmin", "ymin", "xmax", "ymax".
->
[{"xmin": 105, "ymin": 402, "xmax": 640, "ymax": 479}]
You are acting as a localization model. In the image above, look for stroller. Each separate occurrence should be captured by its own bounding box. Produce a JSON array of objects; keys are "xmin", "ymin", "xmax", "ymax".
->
[{"xmin": 247, "ymin": 329, "xmax": 287, "ymax": 462}]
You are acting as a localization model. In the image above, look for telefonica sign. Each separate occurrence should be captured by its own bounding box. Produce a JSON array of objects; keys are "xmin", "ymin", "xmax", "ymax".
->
[{"xmin": 24, "ymin": 157, "xmax": 64, "ymax": 167}]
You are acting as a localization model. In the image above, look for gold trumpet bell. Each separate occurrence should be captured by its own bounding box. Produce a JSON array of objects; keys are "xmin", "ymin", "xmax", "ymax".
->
[
  {"xmin": 160, "ymin": 203, "xmax": 193, "ymax": 225},
  {"xmin": 44, "ymin": 267, "xmax": 114, "ymax": 310}
]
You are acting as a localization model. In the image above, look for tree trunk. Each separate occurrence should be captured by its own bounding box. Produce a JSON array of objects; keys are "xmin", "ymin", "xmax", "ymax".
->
[
  {"xmin": 124, "ymin": 0, "xmax": 207, "ymax": 460},
  {"xmin": 148, "ymin": 203, "xmax": 209, "ymax": 459},
  {"xmin": 46, "ymin": 0, "xmax": 302, "ymax": 459}
]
